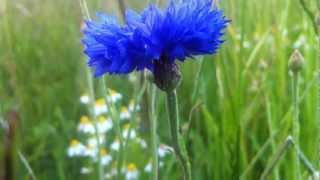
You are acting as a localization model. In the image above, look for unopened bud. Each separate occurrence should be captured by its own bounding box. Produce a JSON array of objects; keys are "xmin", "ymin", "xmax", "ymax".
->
[{"xmin": 288, "ymin": 49, "xmax": 304, "ymax": 73}]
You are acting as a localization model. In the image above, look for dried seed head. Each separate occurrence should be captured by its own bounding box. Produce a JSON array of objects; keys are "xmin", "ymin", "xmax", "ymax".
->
[{"xmin": 288, "ymin": 49, "xmax": 304, "ymax": 73}]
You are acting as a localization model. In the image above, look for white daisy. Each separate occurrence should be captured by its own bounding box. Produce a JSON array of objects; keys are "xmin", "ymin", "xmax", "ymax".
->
[
  {"xmin": 120, "ymin": 107, "xmax": 131, "ymax": 120},
  {"xmin": 100, "ymin": 149, "xmax": 112, "ymax": 166},
  {"xmin": 80, "ymin": 167, "xmax": 92, "ymax": 174},
  {"xmin": 126, "ymin": 163, "xmax": 139, "ymax": 180},
  {"xmin": 144, "ymin": 162, "xmax": 152, "ymax": 173},
  {"xmin": 111, "ymin": 138, "xmax": 120, "ymax": 151},
  {"xmin": 122, "ymin": 124, "xmax": 136, "ymax": 139},
  {"xmin": 97, "ymin": 116, "xmax": 113, "ymax": 133},
  {"xmin": 158, "ymin": 144, "xmax": 173, "ymax": 158},
  {"xmin": 94, "ymin": 98, "xmax": 108, "ymax": 116},
  {"xmin": 128, "ymin": 100, "xmax": 140, "ymax": 112},
  {"xmin": 105, "ymin": 166, "xmax": 117, "ymax": 178},
  {"xmin": 84, "ymin": 145, "xmax": 98, "ymax": 158},
  {"xmin": 80, "ymin": 94, "xmax": 90, "ymax": 104},
  {"xmin": 107, "ymin": 89, "xmax": 122, "ymax": 103},
  {"xmin": 136, "ymin": 138, "xmax": 147, "ymax": 149},
  {"xmin": 144, "ymin": 161, "xmax": 164, "ymax": 173},
  {"xmin": 87, "ymin": 135, "xmax": 105, "ymax": 147},
  {"xmin": 67, "ymin": 139, "xmax": 86, "ymax": 157},
  {"xmin": 78, "ymin": 116, "xmax": 95, "ymax": 134}
]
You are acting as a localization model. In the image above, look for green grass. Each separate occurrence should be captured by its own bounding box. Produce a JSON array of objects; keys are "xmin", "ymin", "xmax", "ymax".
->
[{"xmin": 0, "ymin": 0, "xmax": 319, "ymax": 179}]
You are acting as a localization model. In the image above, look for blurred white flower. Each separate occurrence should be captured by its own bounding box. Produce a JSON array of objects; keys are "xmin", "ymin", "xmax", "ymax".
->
[
  {"xmin": 111, "ymin": 138, "xmax": 120, "ymax": 151},
  {"xmin": 137, "ymin": 138, "xmax": 147, "ymax": 149},
  {"xmin": 78, "ymin": 116, "xmax": 95, "ymax": 134},
  {"xmin": 101, "ymin": 149, "xmax": 112, "ymax": 166},
  {"xmin": 93, "ymin": 148, "xmax": 112, "ymax": 166},
  {"xmin": 293, "ymin": 35, "xmax": 306, "ymax": 49},
  {"xmin": 144, "ymin": 162, "xmax": 152, "ymax": 173},
  {"xmin": 128, "ymin": 100, "xmax": 140, "ymax": 112},
  {"xmin": 105, "ymin": 166, "xmax": 117, "ymax": 178},
  {"xmin": 67, "ymin": 139, "xmax": 86, "ymax": 157},
  {"xmin": 80, "ymin": 167, "xmax": 92, "ymax": 174},
  {"xmin": 87, "ymin": 135, "xmax": 105, "ymax": 147},
  {"xmin": 120, "ymin": 107, "xmax": 131, "ymax": 120},
  {"xmin": 243, "ymin": 41, "xmax": 251, "ymax": 49},
  {"xmin": 144, "ymin": 161, "xmax": 164, "ymax": 173},
  {"xmin": 158, "ymin": 144, "xmax": 173, "ymax": 158},
  {"xmin": 97, "ymin": 116, "xmax": 113, "ymax": 133},
  {"xmin": 80, "ymin": 94, "xmax": 90, "ymax": 104},
  {"xmin": 84, "ymin": 145, "xmax": 98, "ymax": 158},
  {"xmin": 126, "ymin": 163, "xmax": 139, "ymax": 180},
  {"xmin": 94, "ymin": 98, "xmax": 108, "ymax": 116},
  {"xmin": 122, "ymin": 124, "xmax": 136, "ymax": 139},
  {"xmin": 107, "ymin": 89, "xmax": 122, "ymax": 103}
]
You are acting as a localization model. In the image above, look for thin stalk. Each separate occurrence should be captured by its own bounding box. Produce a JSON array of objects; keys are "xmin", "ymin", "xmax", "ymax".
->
[
  {"xmin": 122, "ymin": 77, "xmax": 148, "ymax": 166},
  {"xmin": 150, "ymin": 85, "xmax": 158, "ymax": 180},
  {"xmin": 117, "ymin": 0, "xmax": 126, "ymax": 20},
  {"xmin": 166, "ymin": 90, "xmax": 191, "ymax": 180},
  {"xmin": 265, "ymin": 96, "xmax": 280, "ymax": 180},
  {"xmin": 79, "ymin": 1, "xmax": 104, "ymax": 179},
  {"xmin": 101, "ymin": 78, "xmax": 123, "ymax": 179},
  {"xmin": 18, "ymin": 150, "xmax": 36, "ymax": 180},
  {"xmin": 298, "ymin": 0, "xmax": 318, "ymax": 35},
  {"xmin": 317, "ymin": 21, "xmax": 320, "ymax": 169},
  {"xmin": 292, "ymin": 73, "xmax": 301, "ymax": 180},
  {"xmin": 260, "ymin": 136, "xmax": 294, "ymax": 180}
]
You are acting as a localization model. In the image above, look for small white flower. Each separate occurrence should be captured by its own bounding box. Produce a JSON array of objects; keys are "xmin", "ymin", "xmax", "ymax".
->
[
  {"xmin": 107, "ymin": 89, "xmax": 122, "ymax": 103},
  {"xmin": 111, "ymin": 139, "xmax": 120, "ymax": 151},
  {"xmin": 84, "ymin": 145, "xmax": 98, "ymax": 158},
  {"xmin": 126, "ymin": 163, "xmax": 139, "ymax": 180},
  {"xmin": 78, "ymin": 116, "xmax": 95, "ymax": 134},
  {"xmin": 144, "ymin": 162, "xmax": 152, "ymax": 173},
  {"xmin": 94, "ymin": 98, "xmax": 108, "ymax": 116},
  {"xmin": 100, "ymin": 149, "xmax": 112, "ymax": 166},
  {"xmin": 97, "ymin": 116, "xmax": 113, "ymax": 133},
  {"xmin": 105, "ymin": 167, "xmax": 117, "ymax": 178},
  {"xmin": 120, "ymin": 107, "xmax": 131, "ymax": 120},
  {"xmin": 122, "ymin": 124, "xmax": 136, "ymax": 139},
  {"xmin": 87, "ymin": 135, "xmax": 105, "ymax": 147},
  {"xmin": 137, "ymin": 138, "xmax": 147, "ymax": 149},
  {"xmin": 158, "ymin": 144, "xmax": 173, "ymax": 158},
  {"xmin": 80, "ymin": 167, "xmax": 92, "ymax": 174},
  {"xmin": 243, "ymin": 41, "xmax": 251, "ymax": 49},
  {"xmin": 128, "ymin": 100, "xmax": 140, "ymax": 112},
  {"xmin": 293, "ymin": 35, "xmax": 306, "ymax": 49},
  {"xmin": 67, "ymin": 139, "xmax": 86, "ymax": 157},
  {"xmin": 80, "ymin": 94, "xmax": 90, "ymax": 104}
]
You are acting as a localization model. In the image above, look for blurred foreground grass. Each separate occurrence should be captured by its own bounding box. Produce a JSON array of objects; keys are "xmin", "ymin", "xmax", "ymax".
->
[{"xmin": 0, "ymin": 0, "xmax": 319, "ymax": 179}]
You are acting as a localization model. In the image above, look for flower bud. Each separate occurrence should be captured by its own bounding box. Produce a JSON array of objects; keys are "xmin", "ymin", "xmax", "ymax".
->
[
  {"xmin": 288, "ymin": 49, "xmax": 304, "ymax": 73},
  {"xmin": 154, "ymin": 57, "xmax": 181, "ymax": 92}
]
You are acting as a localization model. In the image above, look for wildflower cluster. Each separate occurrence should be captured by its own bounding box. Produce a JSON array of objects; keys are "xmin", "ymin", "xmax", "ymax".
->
[{"xmin": 68, "ymin": 89, "xmax": 173, "ymax": 179}]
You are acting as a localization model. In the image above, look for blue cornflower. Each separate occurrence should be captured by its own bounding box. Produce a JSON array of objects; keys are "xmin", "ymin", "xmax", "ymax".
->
[{"xmin": 82, "ymin": 0, "xmax": 229, "ymax": 77}]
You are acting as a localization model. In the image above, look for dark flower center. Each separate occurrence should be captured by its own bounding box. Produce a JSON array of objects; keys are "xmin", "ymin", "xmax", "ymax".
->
[{"xmin": 153, "ymin": 56, "xmax": 182, "ymax": 92}]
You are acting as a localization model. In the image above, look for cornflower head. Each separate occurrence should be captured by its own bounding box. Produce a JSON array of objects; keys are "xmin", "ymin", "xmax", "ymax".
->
[{"xmin": 82, "ymin": 0, "xmax": 228, "ymax": 91}]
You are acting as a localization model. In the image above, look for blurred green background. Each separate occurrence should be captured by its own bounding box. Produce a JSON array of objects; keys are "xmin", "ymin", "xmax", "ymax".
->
[{"xmin": 0, "ymin": 0, "xmax": 319, "ymax": 179}]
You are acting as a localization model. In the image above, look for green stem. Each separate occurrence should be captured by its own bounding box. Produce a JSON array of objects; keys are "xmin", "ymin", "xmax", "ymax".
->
[
  {"xmin": 101, "ymin": 78, "xmax": 123, "ymax": 179},
  {"xmin": 166, "ymin": 90, "xmax": 191, "ymax": 180},
  {"xmin": 150, "ymin": 85, "xmax": 158, "ymax": 180},
  {"xmin": 292, "ymin": 73, "xmax": 301, "ymax": 180},
  {"xmin": 260, "ymin": 136, "xmax": 294, "ymax": 180},
  {"xmin": 265, "ymin": 96, "xmax": 280, "ymax": 180},
  {"xmin": 79, "ymin": 1, "xmax": 104, "ymax": 179}
]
